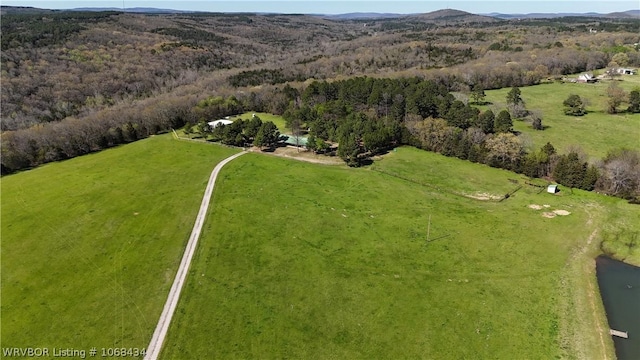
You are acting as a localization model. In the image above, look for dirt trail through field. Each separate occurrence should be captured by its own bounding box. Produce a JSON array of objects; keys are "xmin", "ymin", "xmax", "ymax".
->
[
  {"xmin": 144, "ymin": 151, "xmax": 247, "ymax": 360},
  {"xmin": 582, "ymin": 228, "xmax": 609, "ymax": 360},
  {"xmin": 560, "ymin": 206, "xmax": 611, "ymax": 360},
  {"xmin": 251, "ymin": 146, "xmax": 344, "ymax": 165}
]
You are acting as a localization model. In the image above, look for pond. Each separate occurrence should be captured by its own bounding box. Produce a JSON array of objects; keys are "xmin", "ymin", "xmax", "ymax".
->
[{"xmin": 596, "ymin": 255, "xmax": 640, "ymax": 360}]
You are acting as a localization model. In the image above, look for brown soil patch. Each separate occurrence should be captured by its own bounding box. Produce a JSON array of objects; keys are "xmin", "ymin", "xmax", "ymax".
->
[
  {"xmin": 528, "ymin": 204, "xmax": 543, "ymax": 210},
  {"xmin": 466, "ymin": 192, "xmax": 502, "ymax": 201},
  {"xmin": 554, "ymin": 210, "xmax": 571, "ymax": 216},
  {"xmin": 542, "ymin": 212, "xmax": 557, "ymax": 218},
  {"xmin": 251, "ymin": 147, "xmax": 343, "ymax": 165}
]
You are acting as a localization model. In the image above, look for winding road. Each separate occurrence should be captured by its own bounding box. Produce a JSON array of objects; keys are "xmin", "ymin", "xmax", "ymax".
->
[{"xmin": 144, "ymin": 151, "xmax": 247, "ymax": 360}]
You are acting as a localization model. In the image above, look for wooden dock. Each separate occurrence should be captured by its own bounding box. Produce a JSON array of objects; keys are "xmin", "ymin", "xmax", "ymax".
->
[{"xmin": 610, "ymin": 329, "xmax": 629, "ymax": 339}]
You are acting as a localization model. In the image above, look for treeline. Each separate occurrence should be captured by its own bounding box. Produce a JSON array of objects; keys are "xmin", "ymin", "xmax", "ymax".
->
[
  {"xmin": 2, "ymin": 76, "xmax": 638, "ymax": 201},
  {"xmin": 151, "ymin": 27, "xmax": 228, "ymax": 45},
  {"xmin": 228, "ymin": 69, "xmax": 306, "ymax": 87},
  {"xmin": 0, "ymin": 11, "xmax": 118, "ymax": 50},
  {"xmin": 277, "ymin": 77, "xmax": 639, "ymax": 200},
  {"xmin": 194, "ymin": 115, "xmax": 281, "ymax": 150},
  {"xmin": 0, "ymin": 89, "xmax": 282, "ymax": 174},
  {"xmin": 1, "ymin": 95, "xmax": 196, "ymax": 174}
]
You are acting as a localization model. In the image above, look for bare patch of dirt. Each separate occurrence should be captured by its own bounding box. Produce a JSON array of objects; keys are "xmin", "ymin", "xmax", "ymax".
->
[
  {"xmin": 466, "ymin": 192, "xmax": 502, "ymax": 201},
  {"xmin": 542, "ymin": 212, "xmax": 557, "ymax": 218},
  {"xmin": 554, "ymin": 210, "xmax": 571, "ymax": 216},
  {"xmin": 528, "ymin": 204, "xmax": 543, "ymax": 210},
  {"xmin": 251, "ymin": 147, "xmax": 343, "ymax": 165}
]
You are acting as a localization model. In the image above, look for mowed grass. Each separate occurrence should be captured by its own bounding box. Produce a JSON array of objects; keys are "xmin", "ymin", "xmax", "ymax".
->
[
  {"xmin": 1, "ymin": 135, "xmax": 239, "ymax": 350},
  {"xmin": 161, "ymin": 147, "xmax": 623, "ymax": 359},
  {"xmin": 481, "ymin": 76, "xmax": 640, "ymax": 159},
  {"xmin": 371, "ymin": 147, "xmax": 522, "ymax": 199}
]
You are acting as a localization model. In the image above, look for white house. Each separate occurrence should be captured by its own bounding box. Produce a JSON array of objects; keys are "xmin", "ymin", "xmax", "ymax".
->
[{"xmin": 208, "ymin": 119, "xmax": 233, "ymax": 128}]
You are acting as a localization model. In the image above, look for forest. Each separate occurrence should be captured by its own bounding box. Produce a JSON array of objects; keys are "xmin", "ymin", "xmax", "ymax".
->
[{"xmin": 1, "ymin": 7, "xmax": 639, "ymax": 199}]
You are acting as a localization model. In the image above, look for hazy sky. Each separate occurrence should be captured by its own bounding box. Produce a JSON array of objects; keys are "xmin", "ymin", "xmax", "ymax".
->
[{"xmin": 2, "ymin": 1, "xmax": 638, "ymax": 14}]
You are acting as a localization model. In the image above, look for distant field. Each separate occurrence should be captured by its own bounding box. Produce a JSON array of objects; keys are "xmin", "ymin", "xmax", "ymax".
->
[
  {"xmin": 161, "ymin": 146, "xmax": 630, "ymax": 359},
  {"xmin": 1, "ymin": 135, "xmax": 239, "ymax": 350},
  {"xmin": 481, "ymin": 76, "xmax": 640, "ymax": 159}
]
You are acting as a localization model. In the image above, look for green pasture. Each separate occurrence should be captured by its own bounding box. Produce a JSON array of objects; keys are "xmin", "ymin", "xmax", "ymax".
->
[
  {"xmin": 2, "ymin": 133, "xmax": 636, "ymax": 359},
  {"xmin": 371, "ymin": 147, "xmax": 523, "ymax": 199},
  {"xmin": 480, "ymin": 76, "xmax": 640, "ymax": 159},
  {"xmin": 0, "ymin": 135, "xmax": 239, "ymax": 350},
  {"xmin": 161, "ymin": 146, "xmax": 626, "ymax": 359}
]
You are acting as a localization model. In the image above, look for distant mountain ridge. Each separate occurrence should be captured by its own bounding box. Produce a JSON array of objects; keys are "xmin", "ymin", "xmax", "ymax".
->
[
  {"xmin": 72, "ymin": 7, "xmax": 193, "ymax": 14},
  {"xmin": 1, "ymin": 5, "xmax": 638, "ymax": 19},
  {"xmin": 487, "ymin": 9, "xmax": 640, "ymax": 19},
  {"xmin": 406, "ymin": 9, "xmax": 499, "ymax": 23}
]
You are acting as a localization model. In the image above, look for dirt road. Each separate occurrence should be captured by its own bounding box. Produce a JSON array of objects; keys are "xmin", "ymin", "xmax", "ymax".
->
[{"xmin": 144, "ymin": 151, "xmax": 246, "ymax": 360}]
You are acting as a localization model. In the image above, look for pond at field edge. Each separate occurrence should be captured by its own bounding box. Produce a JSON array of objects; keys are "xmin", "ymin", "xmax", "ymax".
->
[{"xmin": 595, "ymin": 255, "xmax": 640, "ymax": 360}]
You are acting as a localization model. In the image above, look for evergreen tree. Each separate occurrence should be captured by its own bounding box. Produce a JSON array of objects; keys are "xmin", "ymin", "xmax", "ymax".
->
[
  {"xmin": 494, "ymin": 110, "xmax": 513, "ymax": 133},
  {"xmin": 477, "ymin": 109, "xmax": 495, "ymax": 134},
  {"xmin": 338, "ymin": 133, "xmax": 361, "ymax": 167},
  {"xmin": 445, "ymin": 100, "xmax": 469, "ymax": 129},
  {"xmin": 581, "ymin": 165, "xmax": 599, "ymax": 191},
  {"xmin": 244, "ymin": 116, "xmax": 263, "ymax": 139},
  {"xmin": 522, "ymin": 152, "xmax": 541, "ymax": 178},
  {"xmin": 628, "ymin": 90, "xmax": 640, "ymax": 113},
  {"xmin": 563, "ymin": 94, "xmax": 586, "ymax": 116},
  {"xmin": 253, "ymin": 121, "xmax": 279, "ymax": 150},
  {"xmin": 196, "ymin": 121, "xmax": 210, "ymax": 139},
  {"xmin": 506, "ymin": 86, "xmax": 523, "ymax": 106},
  {"xmin": 541, "ymin": 142, "xmax": 556, "ymax": 157},
  {"xmin": 470, "ymin": 85, "xmax": 486, "ymax": 104},
  {"xmin": 306, "ymin": 133, "xmax": 317, "ymax": 152},
  {"xmin": 553, "ymin": 152, "xmax": 587, "ymax": 189}
]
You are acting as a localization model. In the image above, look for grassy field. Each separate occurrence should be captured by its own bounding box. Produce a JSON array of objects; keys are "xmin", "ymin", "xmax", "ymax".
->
[
  {"xmin": 3, "ymin": 133, "xmax": 636, "ymax": 359},
  {"xmin": 481, "ymin": 76, "xmax": 640, "ymax": 159},
  {"xmin": 1, "ymin": 135, "xmax": 239, "ymax": 350},
  {"xmin": 161, "ymin": 146, "xmax": 628, "ymax": 359}
]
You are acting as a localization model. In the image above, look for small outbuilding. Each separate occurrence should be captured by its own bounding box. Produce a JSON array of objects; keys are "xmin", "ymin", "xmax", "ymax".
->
[
  {"xmin": 547, "ymin": 184, "xmax": 559, "ymax": 194},
  {"xmin": 617, "ymin": 68, "xmax": 637, "ymax": 75},
  {"xmin": 208, "ymin": 119, "xmax": 233, "ymax": 128}
]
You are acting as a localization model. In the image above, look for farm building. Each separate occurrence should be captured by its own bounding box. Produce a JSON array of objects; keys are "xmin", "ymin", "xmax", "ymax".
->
[
  {"xmin": 547, "ymin": 184, "xmax": 559, "ymax": 194},
  {"xmin": 617, "ymin": 68, "xmax": 637, "ymax": 75},
  {"xmin": 576, "ymin": 74, "xmax": 597, "ymax": 83},
  {"xmin": 208, "ymin": 119, "xmax": 234, "ymax": 128}
]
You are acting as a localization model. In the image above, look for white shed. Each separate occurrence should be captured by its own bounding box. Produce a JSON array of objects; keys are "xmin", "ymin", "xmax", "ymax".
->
[{"xmin": 547, "ymin": 184, "xmax": 559, "ymax": 194}]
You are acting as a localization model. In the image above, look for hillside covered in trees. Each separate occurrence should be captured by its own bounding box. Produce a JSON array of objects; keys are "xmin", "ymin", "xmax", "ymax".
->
[{"xmin": 1, "ymin": 7, "xmax": 639, "ymax": 198}]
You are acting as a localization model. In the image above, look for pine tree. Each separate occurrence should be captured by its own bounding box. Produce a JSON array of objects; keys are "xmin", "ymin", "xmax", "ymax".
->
[
  {"xmin": 563, "ymin": 94, "xmax": 586, "ymax": 116},
  {"xmin": 494, "ymin": 110, "xmax": 513, "ymax": 133},
  {"xmin": 477, "ymin": 109, "xmax": 495, "ymax": 134},
  {"xmin": 506, "ymin": 86, "xmax": 523, "ymax": 106},
  {"xmin": 628, "ymin": 90, "xmax": 640, "ymax": 113}
]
